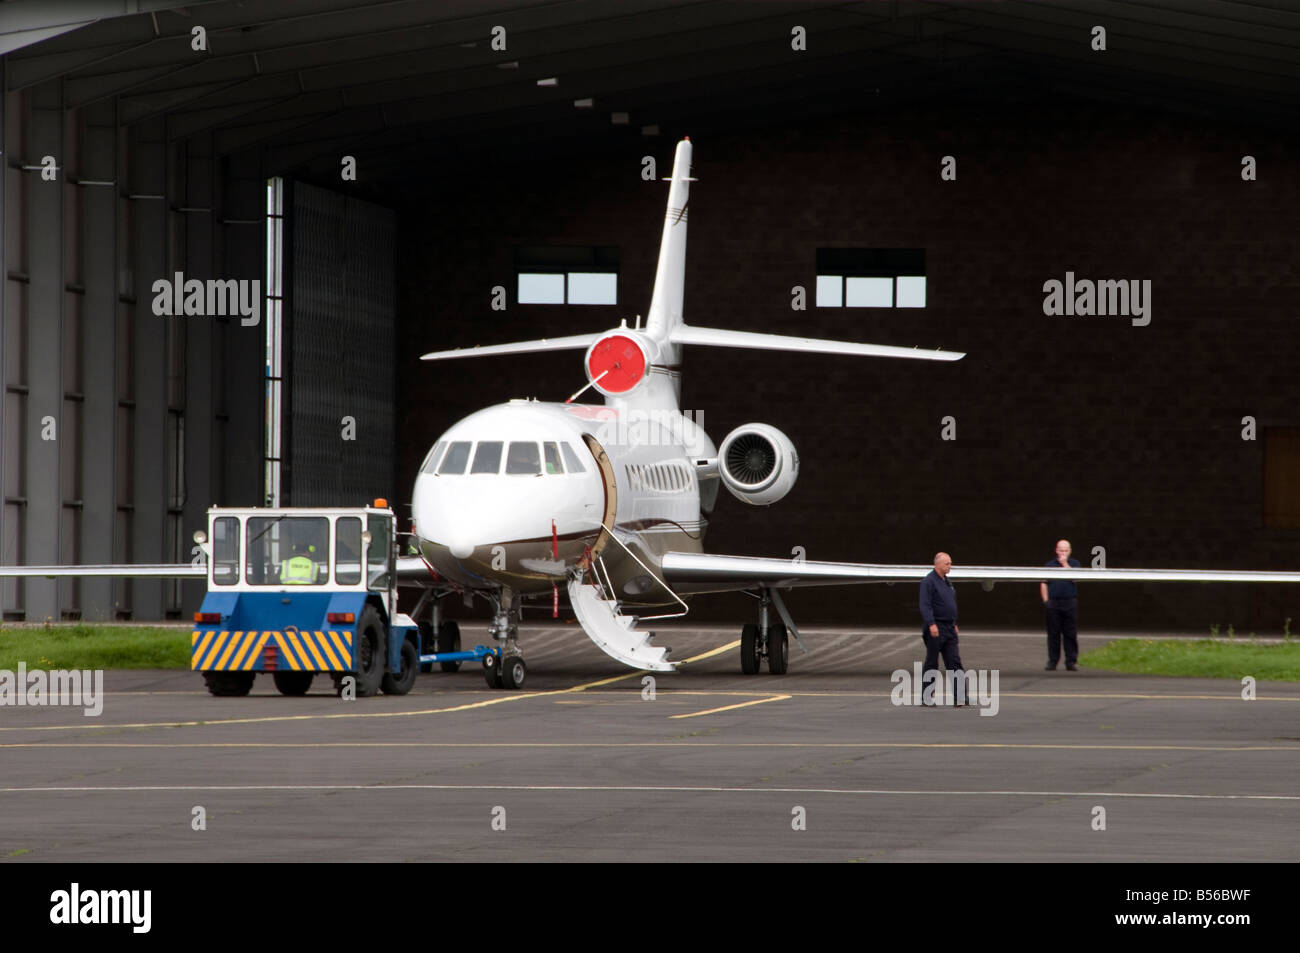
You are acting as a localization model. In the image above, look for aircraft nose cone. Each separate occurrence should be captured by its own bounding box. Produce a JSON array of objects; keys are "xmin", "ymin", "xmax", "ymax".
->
[{"xmin": 445, "ymin": 536, "xmax": 475, "ymax": 560}]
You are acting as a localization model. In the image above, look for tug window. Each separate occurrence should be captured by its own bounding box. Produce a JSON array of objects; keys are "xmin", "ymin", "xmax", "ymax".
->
[
  {"xmin": 544, "ymin": 442, "xmax": 564, "ymax": 474},
  {"xmin": 471, "ymin": 441, "xmax": 503, "ymax": 474},
  {"xmin": 506, "ymin": 442, "xmax": 541, "ymax": 475},
  {"xmin": 212, "ymin": 517, "xmax": 240, "ymax": 586},
  {"xmin": 438, "ymin": 441, "xmax": 471, "ymax": 475},
  {"xmin": 335, "ymin": 517, "xmax": 362, "ymax": 585}
]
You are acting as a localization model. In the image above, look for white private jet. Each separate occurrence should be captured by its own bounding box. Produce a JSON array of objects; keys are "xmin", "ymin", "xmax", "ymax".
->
[
  {"xmin": 407, "ymin": 137, "xmax": 1300, "ymax": 688},
  {"xmin": 6, "ymin": 139, "xmax": 1298, "ymax": 689}
]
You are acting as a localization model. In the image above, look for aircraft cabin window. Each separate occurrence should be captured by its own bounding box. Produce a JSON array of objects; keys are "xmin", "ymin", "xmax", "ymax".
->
[
  {"xmin": 544, "ymin": 442, "xmax": 564, "ymax": 474},
  {"xmin": 420, "ymin": 441, "xmax": 446, "ymax": 474},
  {"xmin": 562, "ymin": 443, "xmax": 586, "ymax": 473},
  {"xmin": 439, "ymin": 441, "xmax": 471, "ymax": 474},
  {"xmin": 506, "ymin": 441, "xmax": 541, "ymax": 475},
  {"xmin": 472, "ymin": 441, "xmax": 503, "ymax": 474}
]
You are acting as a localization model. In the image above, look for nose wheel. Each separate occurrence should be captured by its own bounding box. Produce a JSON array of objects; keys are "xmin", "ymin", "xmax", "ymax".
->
[
  {"xmin": 482, "ymin": 652, "xmax": 504, "ymax": 689},
  {"xmin": 482, "ymin": 651, "xmax": 527, "ymax": 690}
]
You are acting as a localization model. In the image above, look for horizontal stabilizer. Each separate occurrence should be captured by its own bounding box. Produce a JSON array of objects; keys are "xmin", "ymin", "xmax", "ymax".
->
[
  {"xmin": 420, "ymin": 332, "xmax": 601, "ymax": 362},
  {"xmin": 669, "ymin": 325, "xmax": 964, "ymax": 362}
]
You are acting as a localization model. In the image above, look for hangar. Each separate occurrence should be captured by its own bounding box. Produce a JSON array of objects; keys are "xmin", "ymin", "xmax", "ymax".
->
[{"xmin": 1, "ymin": 0, "xmax": 1297, "ymax": 630}]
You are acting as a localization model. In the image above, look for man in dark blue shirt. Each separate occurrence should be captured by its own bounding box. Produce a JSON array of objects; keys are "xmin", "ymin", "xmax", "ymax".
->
[
  {"xmin": 919, "ymin": 552, "xmax": 964, "ymax": 703},
  {"xmin": 1040, "ymin": 539, "xmax": 1081, "ymax": 671}
]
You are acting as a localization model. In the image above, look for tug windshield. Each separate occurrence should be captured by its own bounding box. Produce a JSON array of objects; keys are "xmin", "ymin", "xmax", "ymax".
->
[{"xmin": 245, "ymin": 516, "xmax": 330, "ymax": 586}]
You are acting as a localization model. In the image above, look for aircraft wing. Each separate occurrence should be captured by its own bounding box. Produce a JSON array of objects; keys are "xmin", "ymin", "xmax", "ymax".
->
[
  {"xmin": 0, "ymin": 564, "xmax": 205, "ymax": 578},
  {"xmin": 660, "ymin": 552, "xmax": 1300, "ymax": 594}
]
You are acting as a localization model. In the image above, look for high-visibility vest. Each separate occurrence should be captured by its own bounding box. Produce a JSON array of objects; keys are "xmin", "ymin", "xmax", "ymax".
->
[{"xmin": 280, "ymin": 555, "xmax": 316, "ymax": 584}]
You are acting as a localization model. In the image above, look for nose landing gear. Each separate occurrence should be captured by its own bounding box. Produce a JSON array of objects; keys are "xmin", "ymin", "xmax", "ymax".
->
[{"xmin": 482, "ymin": 588, "xmax": 528, "ymax": 690}]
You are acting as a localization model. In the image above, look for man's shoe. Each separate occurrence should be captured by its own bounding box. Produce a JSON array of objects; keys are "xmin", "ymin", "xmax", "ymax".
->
[
  {"xmin": 1066, "ymin": 663, "xmax": 1078, "ymax": 671},
  {"xmin": 1044, "ymin": 664, "xmax": 1057, "ymax": 671}
]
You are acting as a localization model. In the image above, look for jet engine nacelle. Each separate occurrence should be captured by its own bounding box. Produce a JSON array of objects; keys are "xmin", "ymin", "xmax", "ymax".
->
[{"xmin": 718, "ymin": 423, "xmax": 799, "ymax": 506}]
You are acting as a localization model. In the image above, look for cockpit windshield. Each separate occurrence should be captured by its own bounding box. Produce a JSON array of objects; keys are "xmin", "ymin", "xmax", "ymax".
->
[
  {"xmin": 438, "ymin": 441, "xmax": 471, "ymax": 474},
  {"xmin": 471, "ymin": 441, "xmax": 503, "ymax": 474},
  {"xmin": 428, "ymin": 439, "xmax": 589, "ymax": 476},
  {"xmin": 505, "ymin": 442, "xmax": 540, "ymax": 474}
]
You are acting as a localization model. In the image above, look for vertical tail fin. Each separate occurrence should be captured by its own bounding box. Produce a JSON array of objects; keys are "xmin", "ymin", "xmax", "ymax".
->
[{"xmin": 645, "ymin": 138, "xmax": 693, "ymax": 341}]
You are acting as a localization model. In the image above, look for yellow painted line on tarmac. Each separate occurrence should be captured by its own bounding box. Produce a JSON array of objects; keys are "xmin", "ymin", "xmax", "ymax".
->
[
  {"xmin": 675, "ymin": 639, "xmax": 741, "ymax": 664},
  {"xmin": 670, "ymin": 695, "xmax": 791, "ymax": 719}
]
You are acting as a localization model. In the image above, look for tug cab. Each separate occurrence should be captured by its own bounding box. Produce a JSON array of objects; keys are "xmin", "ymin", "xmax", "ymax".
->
[{"xmin": 191, "ymin": 502, "xmax": 417, "ymax": 697}]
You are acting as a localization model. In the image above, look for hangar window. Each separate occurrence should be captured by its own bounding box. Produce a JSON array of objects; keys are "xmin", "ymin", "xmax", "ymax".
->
[
  {"xmin": 516, "ymin": 245, "xmax": 619, "ymax": 305},
  {"xmin": 1264, "ymin": 427, "xmax": 1300, "ymax": 530},
  {"xmin": 816, "ymin": 248, "xmax": 925, "ymax": 309}
]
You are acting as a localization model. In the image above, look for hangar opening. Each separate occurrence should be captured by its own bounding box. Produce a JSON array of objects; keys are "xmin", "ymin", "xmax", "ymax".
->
[{"xmin": 1, "ymin": 0, "xmax": 1297, "ymax": 632}]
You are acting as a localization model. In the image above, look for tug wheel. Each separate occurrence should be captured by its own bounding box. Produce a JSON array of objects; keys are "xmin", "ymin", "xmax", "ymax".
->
[
  {"xmin": 381, "ymin": 637, "xmax": 419, "ymax": 695},
  {"xmin": 353, "ymin": 605, "xmax": 386, "ymax": 697},
  {"xmin": 204, "ymin": 671, "xmax": 255, "ymax": 696},
  {"xmin": 272, "ymin": 671, "xmax": 313, "ymax": 696}
]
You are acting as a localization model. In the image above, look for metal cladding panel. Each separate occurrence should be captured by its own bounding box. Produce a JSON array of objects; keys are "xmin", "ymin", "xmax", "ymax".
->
[{"xmin": 289, "ymin": 183, "xmax": 395, "ymax": 508}]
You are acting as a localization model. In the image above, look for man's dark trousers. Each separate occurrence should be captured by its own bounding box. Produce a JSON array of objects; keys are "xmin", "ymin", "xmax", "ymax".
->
[
  {"xmin": 922, "ymin": 620, "xmax": 963, "ymax": 693},
  {"xmin": 1046, "ymin": 597, "xmax": 1078, "ymax": 667}
]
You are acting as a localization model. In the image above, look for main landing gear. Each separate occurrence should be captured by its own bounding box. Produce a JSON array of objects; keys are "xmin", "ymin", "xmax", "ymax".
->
[
  {"xmin": 739, "ymin": 589, "xmax": 796, "ymax": 675},
  {"xmin": 482, "ymin": 588, "xmax": 527, "ymax": 691}
]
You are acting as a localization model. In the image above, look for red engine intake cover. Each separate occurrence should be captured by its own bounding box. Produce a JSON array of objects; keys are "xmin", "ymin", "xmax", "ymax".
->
[{"xmin": 586, "ymin": 334, "xmax": 648, "ymax": 395}]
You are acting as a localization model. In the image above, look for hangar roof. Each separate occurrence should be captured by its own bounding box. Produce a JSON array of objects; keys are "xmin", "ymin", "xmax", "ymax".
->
[{"xmin": 4, "ymin": 0, "xmax": 1298, "ymax": 186}]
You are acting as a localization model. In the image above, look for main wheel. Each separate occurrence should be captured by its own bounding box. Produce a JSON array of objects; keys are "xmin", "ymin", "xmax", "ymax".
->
[
  {"xmin": 203, "ymin": 671, "xmax": 255, "ymax": 696},
  {"xmin": 352, "ymin": 605, "xmax": 387, "ymax": 697},
  {"xmin": 482, "ymin": 652, "xmax": 504, "ymax": 689},
  {"xmin": 438, "ymin": 620, "xmax": 462, "ymax": 673},
  {"xmin": 381, "ymin": 637, "xmax": 419, "ymax": 695},
  {"xmin": 500, "ymin": 654, "xmax": 527, "ymax": 690},
  {"xmin": 740, "ymin": 624, "xmax": 761, "ymax": 675},
  {"xmin": 272, "ymin": 671, "xmax": 314, "ymax": 696},
  {"xmin": 766, "ymin": 623, "xmax": 789, "ymax": 675}
]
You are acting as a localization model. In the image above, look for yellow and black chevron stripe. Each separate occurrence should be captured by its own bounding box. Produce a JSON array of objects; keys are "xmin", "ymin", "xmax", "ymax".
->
[{"xmin": 191, "ymin": 630, "xmax": 355, "ymax": 672}]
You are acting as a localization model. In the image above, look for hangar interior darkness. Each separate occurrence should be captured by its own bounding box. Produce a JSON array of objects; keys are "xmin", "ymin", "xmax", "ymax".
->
[{"xmin": 0, "ymin": 0, "xmax": 1297, "ymax": 627}]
